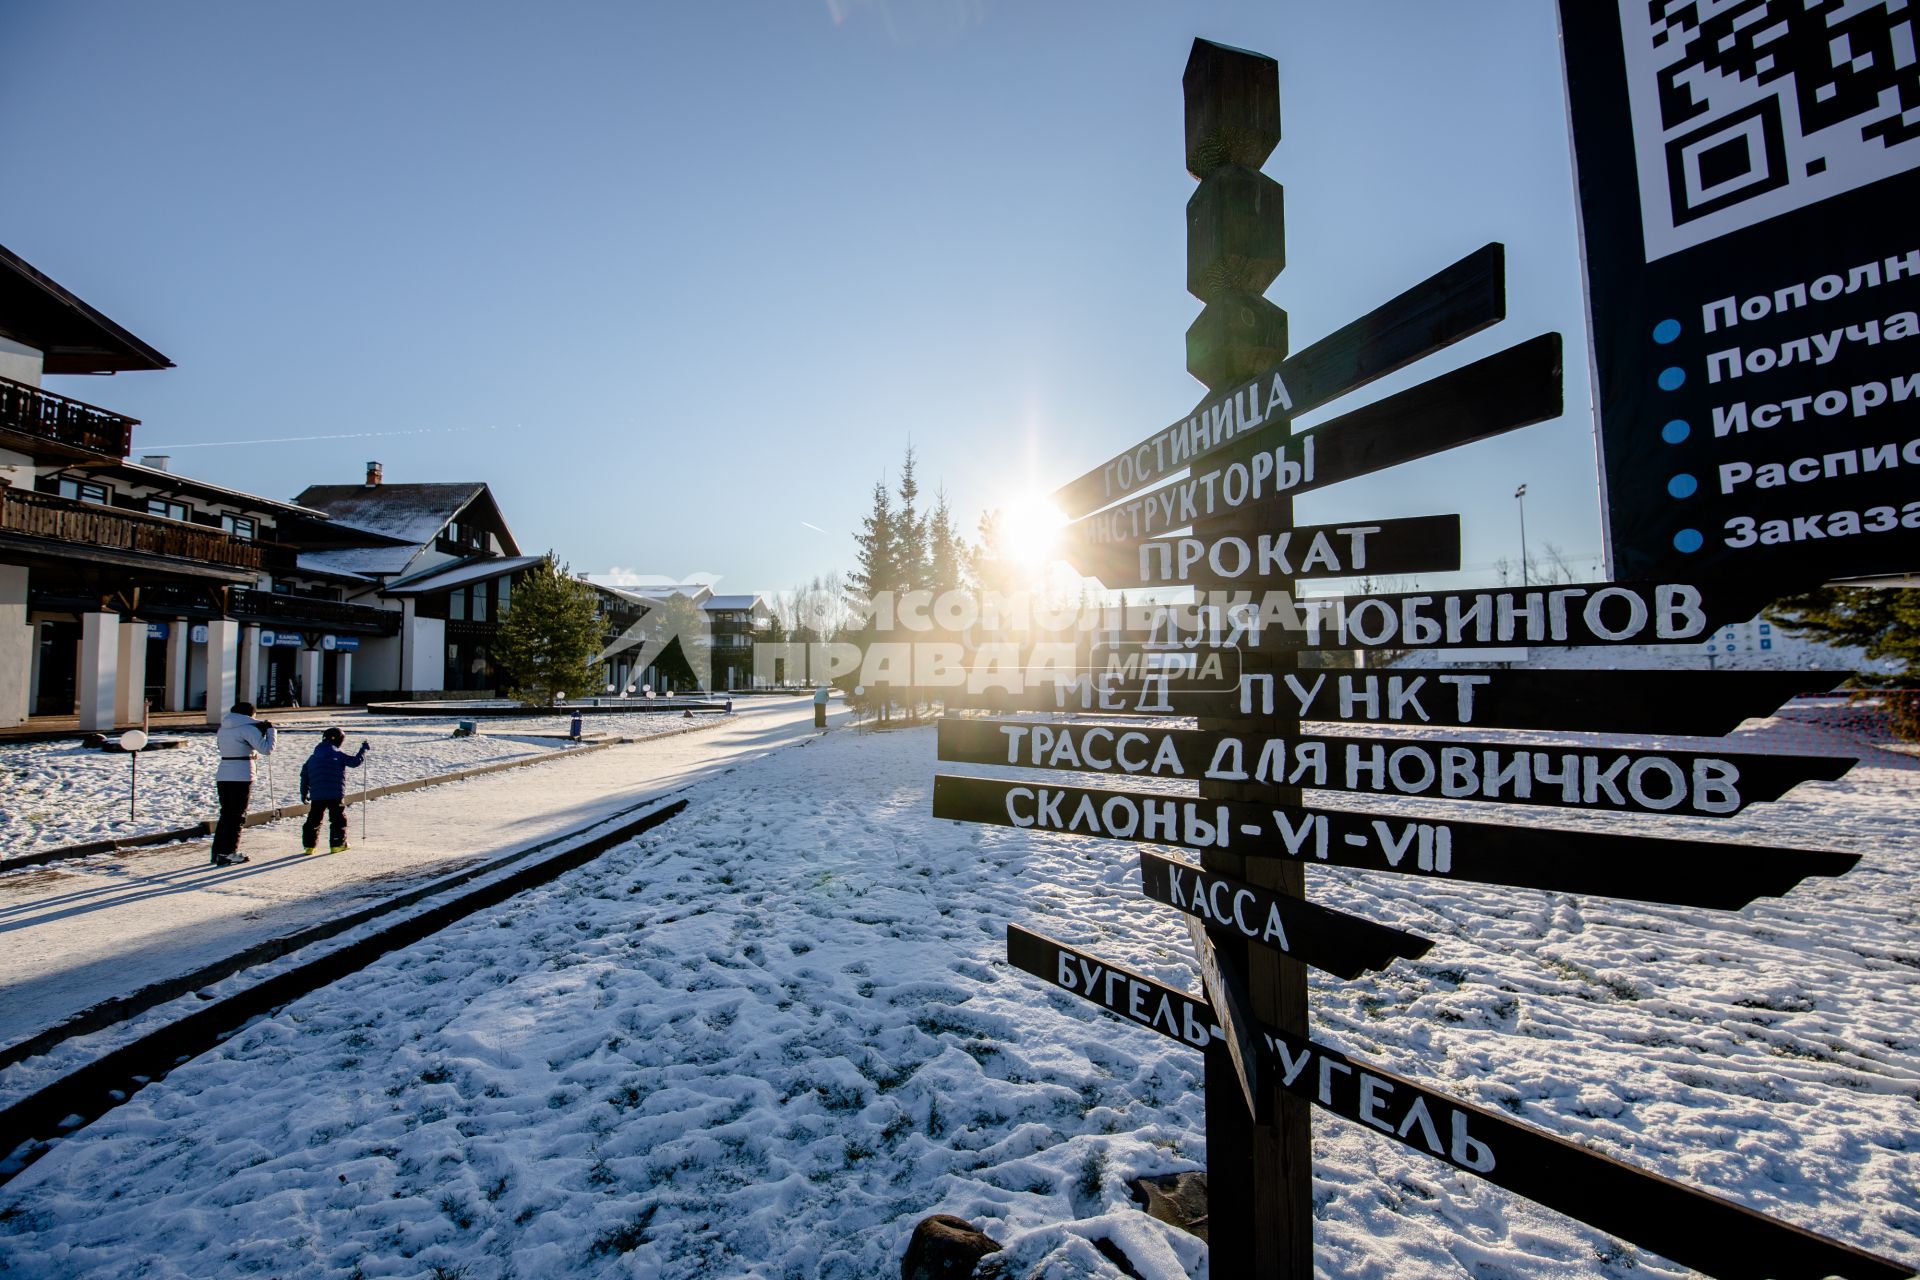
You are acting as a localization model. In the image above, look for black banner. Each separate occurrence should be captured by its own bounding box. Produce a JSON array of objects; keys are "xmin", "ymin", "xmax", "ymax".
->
[
  {"xmin": 934, "ymin": 775, "xmax": 1859, "ymax": 909},
  {"xmin": 937, "ymin": 717, "xmax": 1854, "ymax": 817},
  {"xmin": 1006, "ymin": 927, "xmax": 1912, "ymax": 1280},
  {"xmin": 1560, "ymin": 1, "xmax": 1920, "ymax": 585}
]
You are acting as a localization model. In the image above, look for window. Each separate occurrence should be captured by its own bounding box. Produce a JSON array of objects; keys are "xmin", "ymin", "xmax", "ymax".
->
[
  {"xmin": 57, "ymin": 479, "xmax": 108, "ymax": 505},
  {"xmin": 471, "ymin": 579, "xmax": 488, "ymax": 623},
  {"xmin": 449, "ymin": 587, "xmax": 467, "ymax": 621},
  {"xmin": 496, "ymin": 575, "xmax": 511, "ymax": 613},
  {"xmin": 146, "ymin": 497, "xmax": 189, "ymax": 521},
  {"xmin": 222, "ymin": 514, "xmax": 258, "ymax": 540}
]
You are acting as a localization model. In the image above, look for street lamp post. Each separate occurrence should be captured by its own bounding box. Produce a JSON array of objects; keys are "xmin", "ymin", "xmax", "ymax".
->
[{"xmin": 1515, "ymin": 483, "xmax": 1530, "ymax": 587}]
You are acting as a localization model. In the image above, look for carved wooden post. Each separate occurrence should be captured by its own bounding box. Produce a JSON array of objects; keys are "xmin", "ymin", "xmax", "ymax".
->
[{"xmin": 1182, "ymin": 38, "xmax": 1312, "ymax": 1279}]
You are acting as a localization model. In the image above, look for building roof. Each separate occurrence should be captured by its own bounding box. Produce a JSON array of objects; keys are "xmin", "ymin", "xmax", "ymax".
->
[
  {"xmin": 292, "ymin": 482, "xmax": 491, "ymax": 546},
  {"xmin": 383, "ymin": 554, "xmax": 544, "ymax": 597},
  {"xmin": 98, "ymin": 459, "xmax": 328, "ymax": 518},
  {"xmin": 295, "ymin": 544, "xmax": 423, "ymax": 578},
  {"xmin": 0, "ymin": 242, "xmax": 173, "ymax": 374},
  {"xmin": 291, "ymin": 554, "xmax": 377, "ymax": 585},
  {"xmin": 703, "ymin": 594, "xmax": 766, "ymax": 611},
  {"xmin": 599, "ymin": 581, "xmax": 712, "ymax": 601}
]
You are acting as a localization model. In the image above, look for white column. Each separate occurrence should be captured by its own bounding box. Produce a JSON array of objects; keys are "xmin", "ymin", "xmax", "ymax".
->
[
  {"xmin": 238, "ymin": 626, "xmax": 262, "ymax": 707},
  {"xmin": 0, "ymin": 566, "xmax": 28, "ymax": 727},
  {"xmin": 78, "ymin": 612, "xmax": 119, "ymax": 731},
  {"xmin": 299, "ymin": 648, "xmax": 322, "ymax": 707},
  {"xmin": 202, "ymin": 619, "xmax": 238, "ymax": 724},
  {"xmin": 338, "ymin": 651, "xmax": 353, "ymax": 704},
  {"xmin": 115, "ymin": 621, "xmax": 149, "ymax": 726},
  {"xmin": 164, "ymin": 620, "xmax": 189, "ymax": 712}
]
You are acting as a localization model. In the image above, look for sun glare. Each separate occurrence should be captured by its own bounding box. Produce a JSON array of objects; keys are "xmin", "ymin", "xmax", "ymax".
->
[{"xmin": 999, "ymin": 494, "xmax": 1067, "ymax": 571}]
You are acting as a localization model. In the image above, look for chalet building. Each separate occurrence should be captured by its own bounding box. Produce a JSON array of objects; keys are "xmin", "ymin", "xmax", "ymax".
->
[
  {"xmin": 294, "ymin": 470, "xmax": 540, "ymax": 698},
  {"xmin": 594, "ymin": 583, "xmax": 774, "ymax": 693},
  {"xmin": 705, "ymin": 594, "xmax": 775, "ymax": 690},
  {"xmin": 0, "ymin": 244, "xmax": 398, "ymax": 728}
]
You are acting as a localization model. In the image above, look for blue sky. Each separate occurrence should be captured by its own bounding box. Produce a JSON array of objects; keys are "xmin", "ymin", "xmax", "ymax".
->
[{"xmin": 4, "ymin": 1, "xmax": 1598, "ymax": 596}]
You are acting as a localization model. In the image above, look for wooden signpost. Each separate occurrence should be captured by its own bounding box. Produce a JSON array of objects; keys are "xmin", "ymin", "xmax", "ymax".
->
[
  {"xmin": 928, "ymin": 37, "xmax": 1913, "ymax": 1280},
  {"xmin": 1005, "ymin": 927, "xmax": 1914, "ymax": 1280},
  {"xmin": 942, "ymin": 667, "xmax": 1847, "ymax": 733}
]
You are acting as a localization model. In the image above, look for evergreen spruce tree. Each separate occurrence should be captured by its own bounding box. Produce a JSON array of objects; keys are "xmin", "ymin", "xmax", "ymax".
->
[
  {"xmin": 1768, "ymin": 586, "xmax": 1920, "ymax": 737},
  {"xmin": 927, "ymin": 489, "xmax": 969, "ymax": 599},
  {"xmin": 895, "ymin": 445, "xmax": 928, "ymax": 591},
  {"xmin": 849, "ymin": 477, "xmax": 897, "ymax": 605},
  {"xmin": 972, "ymin": 508, "xmax": 1015, "ymax": 596},
  {"xmin": 492, "ymin": 555, "xmax": 607, "ymax": 707}
]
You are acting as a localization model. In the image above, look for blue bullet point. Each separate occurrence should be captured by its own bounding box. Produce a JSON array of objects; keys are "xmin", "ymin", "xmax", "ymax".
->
[
  {"xmin": 1661, "ymin": 419, "xmax": 1690, "ymax": 444},
  {"xmin": 1653, "ymin": 318, "xmax": 1682, "ymax": 344},
  {"xmin": 1673, "ymin": 528, "xmax": 1704, "ymax": 553},
  {"xmin": 1667, "ymin": 473, "xmax": 1697, "ymax": 498},
  {"xmin": 1658, "ymin": 367, "xmax": 1686, "ymax": 391}
]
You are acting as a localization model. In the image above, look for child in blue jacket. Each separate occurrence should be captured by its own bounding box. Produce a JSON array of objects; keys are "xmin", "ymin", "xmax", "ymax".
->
[{"xmin": 299, "ymin": 727, "xmax": 369, "ymax": 854}]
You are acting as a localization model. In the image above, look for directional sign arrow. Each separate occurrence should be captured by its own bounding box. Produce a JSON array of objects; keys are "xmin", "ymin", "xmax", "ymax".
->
[
  {"xmin": 1142, "ymin": 851, "xmax": 1433, "ymax": 978},
  {"xmin": 938, "ymin": 718, "xmax": 1856, "ymax": 818},
  {"xmin": 1064, "ymin": 512, "xmax": 1461, "ymax": 589},
  {"xmin": 936, "ymin": 775, "xmax": 1860, "ymax": 909},
  {"xmin": 1053, "ymin": 242, "xmax": 1510, "ymax": 519},
  {"xmin": 1005, "ymin": 926, "xmax": 1914, "ymax": 1280},
  {"xmin": 1068, "ymin": 333, "xmax": 1562, "ymax": 545},
  {"xmin": 939, "ymin": 669, "xmax": 1841, "ymax": 735}
]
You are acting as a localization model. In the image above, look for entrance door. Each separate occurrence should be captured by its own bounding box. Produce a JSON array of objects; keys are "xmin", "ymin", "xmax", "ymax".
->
[
  {"xmin": 34, "ymin": 621, "xmax": 78, "ymax": 716},
  {"xmin": 145, "ymin": 635, "xmax": 168, "ymax": 707},
  {"xmin": 264, "ymin": 648, "xmax": 296, "ymax": 707}
]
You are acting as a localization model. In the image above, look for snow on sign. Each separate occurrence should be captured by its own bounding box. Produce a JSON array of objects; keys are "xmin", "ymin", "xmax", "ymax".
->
[
  {"xmin": 1559, "ymin": 0, "xmax": 1920, "ymax": 585},
  {"xmin": 1007, "ymin": 926, "xmax": 1914, "ymax": 1280}
]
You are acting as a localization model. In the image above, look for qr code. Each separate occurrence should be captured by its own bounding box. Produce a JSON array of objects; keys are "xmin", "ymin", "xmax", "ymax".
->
[{"xmin": 1620, "ymin": 0, "xmax": 1920, "ymax": 260}]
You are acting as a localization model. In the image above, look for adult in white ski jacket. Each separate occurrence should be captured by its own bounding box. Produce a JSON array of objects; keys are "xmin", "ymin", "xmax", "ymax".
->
[{"xmin": 211, "ymin": 701, "xmax": 275, "ymax": 866}]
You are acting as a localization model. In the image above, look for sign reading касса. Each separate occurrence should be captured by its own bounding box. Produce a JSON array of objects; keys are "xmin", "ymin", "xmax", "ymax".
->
[{"xmin": 1560, "ymin": 0, "xmax": 1920, "ymax": 585}]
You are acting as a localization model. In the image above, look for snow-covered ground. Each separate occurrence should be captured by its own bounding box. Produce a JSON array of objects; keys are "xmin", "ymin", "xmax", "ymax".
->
[
  {"xmin": 0, "ymin": 702, "xmax": 1913, "ymax": 1278},
  {"xmin": 0, "ymin": 714, "xmax": 701, "ymax": 861}
]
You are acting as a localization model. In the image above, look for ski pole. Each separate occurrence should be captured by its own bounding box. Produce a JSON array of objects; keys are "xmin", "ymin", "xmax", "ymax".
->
[{"xmin": 361, "ymin": 744, "xmax": 369, "ymax": 841}]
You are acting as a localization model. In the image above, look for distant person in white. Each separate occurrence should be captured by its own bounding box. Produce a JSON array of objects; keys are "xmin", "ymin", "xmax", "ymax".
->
[{"xmin": 211, "ymin": 700, "xmax": 275, "ymax": 867}]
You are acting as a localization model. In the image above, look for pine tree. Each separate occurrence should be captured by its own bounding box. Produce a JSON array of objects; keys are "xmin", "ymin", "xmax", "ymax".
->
[
  {"xmin": 848, "ymin": 477, "xmax": 898, "ymax": 609},
  {"xmin": 895, "ymin": 445, "xmax": 928, "ymax": 591},
  {"xmin": 492, "ymin": 555, "xmax": 607, "ymax": 707},
  {"xmin": 972, "ymin": 508, "xmax": 1014, "ymax": 596},
  {"xmin": 1769, "ymin": 586, "xmax": 1920, "ymax": 738},
  {"xmin": 927, "ymin": 489, "xmax": 969, "ymax": 599}
]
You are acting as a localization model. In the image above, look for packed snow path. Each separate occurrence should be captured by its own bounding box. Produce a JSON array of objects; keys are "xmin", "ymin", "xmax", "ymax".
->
[
  {"xmin": 0, "ymin": 700, "xmax": 1911, "ymax": 1278},
  {"xmin": 0, "ymin": 698, "xmax": 837, "ymax": 1059},
  {"xmin": 0, "ymin": 711, "xmax": 704, "ymax": 862}
]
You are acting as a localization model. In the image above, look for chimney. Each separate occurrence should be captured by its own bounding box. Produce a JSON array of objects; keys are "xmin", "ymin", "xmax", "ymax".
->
[
  {"xmin": 141, "ymin": 454, "xmax": 171, "ymax": 472},
  {"xmin": 366, "ymin": 460, "xmax": 383, "ymax": 486}
]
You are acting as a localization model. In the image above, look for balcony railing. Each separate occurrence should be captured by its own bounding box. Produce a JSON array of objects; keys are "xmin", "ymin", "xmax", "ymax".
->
[
  {"xmin": 230, "ymin": 588, "xmax": 397, "ymax": 634},
  {"xmin": 0, "ymin": 486, "xmax": 262, "ymax": 570},
  {"xmin": 0, "ymin": 375, "xmax": 135, "ymax": 457}
]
